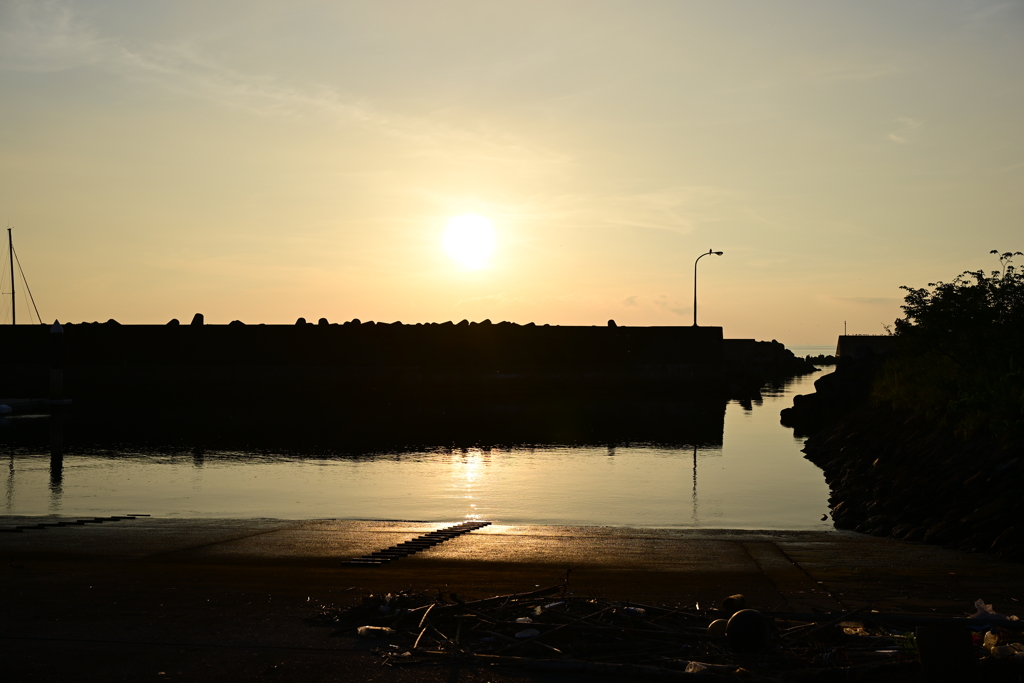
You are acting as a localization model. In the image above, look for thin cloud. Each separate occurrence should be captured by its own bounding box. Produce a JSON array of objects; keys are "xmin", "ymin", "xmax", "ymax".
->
[
  {"xmin": 109, "ymin": 44, "xmax": 565, "ymax": 169},
  {"xmin": 3, "ymin": 2, "xmax": 746, "ymax": 241},
  {"xmin": 535, "ymin": 184, "xmax": 739, "ymax": 236},
  {"xmin": 730, "ymin": 58, "xmax": 901, "ymax": 94},
  {"xmin": 827, "ymin": 296, "xmax": 901, "ymax": 306},
  {"xmin": 622, "ymin": 296, "xmax": 639, "ymax": 307},
  {"xmin": 0, "ymin": 0, "xmax": 110, "ymax": 72},
  {"xmin": 653, "ymin": 296, "xmax": 690, "ymax": 317},
  {"xmin": 0, "ymin": 1, "xmax": 567, "ymax": 172},
  {"xmin": 455, "ymin": 293, "xmax": 522, "ymax": 306},
  {"xmin": 806, "ymin": 63, "xmax": 900, "ymax": 84},
  {"xmin": 887, "ymin": 116, "xmax": 923, "ymax": 144},
  {"xmin": 962, "ymin": 1, "xmax": 1019, "ymax": 29}
]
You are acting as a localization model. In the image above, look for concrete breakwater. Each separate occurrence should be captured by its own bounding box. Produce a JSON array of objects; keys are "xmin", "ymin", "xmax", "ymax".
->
[
  {"xmin": 783, "ymin": 351, "xmax": 1024, "ymax": 563},
  {"xmin": 1, "ymin": 321, "xmax": 812, "ymax": 450},
  {"xmin": 803, "ymin": 406, "xmax": 1024, "ymax": 562}
]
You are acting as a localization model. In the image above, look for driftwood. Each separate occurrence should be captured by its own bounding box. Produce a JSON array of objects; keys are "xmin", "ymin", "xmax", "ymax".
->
[
  {"xmin": 309, "ymin": 586, "xmax": 1024, "ymax": 682},
  {"xmin": 764, "ymin": 611, "xmax": 1024, "ymax": 632}
]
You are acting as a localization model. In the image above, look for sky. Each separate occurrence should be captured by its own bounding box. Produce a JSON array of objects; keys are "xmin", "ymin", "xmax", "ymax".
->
[{"xmin": 1, "ymin": 1, "xmax": 1021, "ymax": 345}]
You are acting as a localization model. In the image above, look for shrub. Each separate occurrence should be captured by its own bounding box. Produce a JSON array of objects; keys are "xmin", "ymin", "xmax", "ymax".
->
[{"xmin": 874, "ymin": 251, "xmax": 1024, "ymax": 439}]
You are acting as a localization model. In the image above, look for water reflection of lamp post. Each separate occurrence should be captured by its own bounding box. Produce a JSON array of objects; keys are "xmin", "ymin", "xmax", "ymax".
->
[
  {"xmin": 692, "ymin": 446, "xmax": 698, "ymax": 522},
  {"xmin": 693, "ymin": 249, "xmax": 723, "ymax": 327}
]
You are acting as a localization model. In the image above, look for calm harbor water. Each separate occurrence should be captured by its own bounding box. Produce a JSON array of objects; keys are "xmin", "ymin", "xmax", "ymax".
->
[{"xmin": 2, "ymin": 369, "xmax": 834, "ymax": 529}]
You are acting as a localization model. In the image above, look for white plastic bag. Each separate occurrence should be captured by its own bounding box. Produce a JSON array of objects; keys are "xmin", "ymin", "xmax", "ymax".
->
[{"xmin": 969, "ymin": 598, "xmax": 1007, "ymax": 620}]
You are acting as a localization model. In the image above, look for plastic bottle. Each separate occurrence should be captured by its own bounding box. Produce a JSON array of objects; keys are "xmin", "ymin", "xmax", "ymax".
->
[{"xmin": 357, "ymin": 626, "xmax": 395, "ymax": 638}]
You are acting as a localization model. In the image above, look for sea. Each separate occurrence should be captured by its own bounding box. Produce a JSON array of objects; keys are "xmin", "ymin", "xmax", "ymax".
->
[{"xmin": 3, "ymin": 346, "xmax": 837, "ymax": 530}]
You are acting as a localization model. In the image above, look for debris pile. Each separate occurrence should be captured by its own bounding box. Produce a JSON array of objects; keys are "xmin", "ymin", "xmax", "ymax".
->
[{"xmin": 311, "ymin": 587, "xmax": 1024, "ymax": 681}]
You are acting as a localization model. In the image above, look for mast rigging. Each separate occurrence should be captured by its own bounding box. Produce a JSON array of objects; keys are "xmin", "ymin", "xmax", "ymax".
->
[{"xmin": 5, "ymin": 228, "xmax": 43, "ymax": 325}]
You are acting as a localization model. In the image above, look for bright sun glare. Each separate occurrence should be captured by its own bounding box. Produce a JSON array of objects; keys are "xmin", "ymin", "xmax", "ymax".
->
[{"xmin": 442, "ymin": 214, "xmax": 495, "ymax": 269}]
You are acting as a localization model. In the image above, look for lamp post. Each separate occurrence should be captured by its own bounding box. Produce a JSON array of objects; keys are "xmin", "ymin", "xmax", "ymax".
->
[{"xmin": 693, "ymin": 249, "xmax": 723, "ymax": 327}]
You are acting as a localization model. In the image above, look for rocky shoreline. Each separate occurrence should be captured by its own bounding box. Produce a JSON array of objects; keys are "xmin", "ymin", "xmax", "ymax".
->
[
  {"xmin": 781, "ymin": 343, "xmax": 1024, "ymax": 564},
  {"xmin": 800, "ymin": 404, "xmax": 1024, "ymax": 562}
]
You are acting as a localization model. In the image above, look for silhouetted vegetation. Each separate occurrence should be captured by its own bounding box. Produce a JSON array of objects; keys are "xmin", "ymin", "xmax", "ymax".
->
[
  {"xmin": 792, "ymin": 252, "xmax": 1024, "ymax": 561},
  {"xmin": 873, "ymin": 250, "xmax": 1024, "ymax": 439}
]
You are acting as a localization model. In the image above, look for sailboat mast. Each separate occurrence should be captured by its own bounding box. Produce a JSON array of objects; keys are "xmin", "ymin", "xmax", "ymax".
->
[{"xmin": 7, "ymin": 228, "xmax": 14, "ymax": 325}]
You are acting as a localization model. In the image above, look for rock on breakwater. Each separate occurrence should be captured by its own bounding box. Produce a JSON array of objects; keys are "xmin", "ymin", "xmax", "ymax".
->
[{"xmin": 803, "ymin": 405, "xmax": 1024, "ymax": 562}]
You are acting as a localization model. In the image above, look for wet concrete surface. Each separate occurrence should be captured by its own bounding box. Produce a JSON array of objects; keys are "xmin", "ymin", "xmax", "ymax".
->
[{"xmin": 2, "ymin": 516, "xmax": 1023, "ymax": 681}]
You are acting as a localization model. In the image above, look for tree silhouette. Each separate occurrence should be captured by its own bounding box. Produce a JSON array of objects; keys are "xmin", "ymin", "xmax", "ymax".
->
[
  {"xmin": 895, "ymin": 250, "xmax": 1023, "ymax": 363},
  {"xmin": 875, "ymin": 250, "xmax": 1024, "ymax": 438}
]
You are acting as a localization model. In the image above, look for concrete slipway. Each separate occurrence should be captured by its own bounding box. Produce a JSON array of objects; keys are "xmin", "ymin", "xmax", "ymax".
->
[{"xmin": 2, "ymin": 517, "xmax": 1022, "ymax": 681}]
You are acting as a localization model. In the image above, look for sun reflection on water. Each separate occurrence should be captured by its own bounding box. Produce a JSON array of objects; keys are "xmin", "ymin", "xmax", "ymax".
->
[{"xmin": 452, "ymin": 447, "xmax": 487, "ymax": 521}]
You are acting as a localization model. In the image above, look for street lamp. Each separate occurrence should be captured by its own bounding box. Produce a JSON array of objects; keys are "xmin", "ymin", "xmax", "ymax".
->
[{"xmin": 693, "ymin": 249, "xmax": 723, "ymax": 327}]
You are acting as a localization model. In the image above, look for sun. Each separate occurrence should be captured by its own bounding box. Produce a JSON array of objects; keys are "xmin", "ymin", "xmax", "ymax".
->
[{"xmin": 442, "ymin": 214, "xmax": 495, "ymax": 269}]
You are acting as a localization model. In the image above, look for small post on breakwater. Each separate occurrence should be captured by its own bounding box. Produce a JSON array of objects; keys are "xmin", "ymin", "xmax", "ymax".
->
[
  {"xmin": 49, "ymin": 321, "xmax": 66, "ymax": 457},
  {"xmin": 49, "ymin": 321, "xmax": 63, "ymax": 401}
]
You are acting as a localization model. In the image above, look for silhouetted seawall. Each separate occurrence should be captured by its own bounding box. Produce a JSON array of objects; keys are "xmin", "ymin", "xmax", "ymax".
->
[
  {"xmin": 0, "ymin": 322, "xmax": 812, "ymax": 449},
  {"xmin": 779, "ymin": 354, "xmax": 884, "ymax": 437},
  {"xmin": 781, "ymin": 347, "xmax": 1024, "ymax": 562},
  {"xmin": 6, "ymin": 321, "xmax": 723, "ymax": 366},
  {"xmin": 3, "ymin": 322, "xmax": 812, "ymax": 384},
  {"xmin": 803, "ymin": 406, "xmax": 1024, "ymax": 562}
]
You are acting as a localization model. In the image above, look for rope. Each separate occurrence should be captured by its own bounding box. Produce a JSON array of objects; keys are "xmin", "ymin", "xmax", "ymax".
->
[{"xmin": 11, "ymin": 246, "xmax": 42, "ymax": 324}]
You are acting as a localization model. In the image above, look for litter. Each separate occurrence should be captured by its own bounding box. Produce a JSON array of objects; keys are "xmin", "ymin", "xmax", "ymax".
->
[
  {"xmin": 356, "ymin": 625, "xmax": 394, "ymax": 638},
  {"xmin": 311, "ymin": 588, "xmax": 1024, "ymax": 681},
  {"xmin": 970, "ymin": 597, "xmax": 1007, "ymax": 620}
]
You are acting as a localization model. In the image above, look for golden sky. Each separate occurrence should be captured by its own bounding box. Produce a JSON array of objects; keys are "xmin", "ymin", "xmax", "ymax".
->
[{"xmin": 1, "ymin": 1, "xmax": 1021, "ymax": 345}]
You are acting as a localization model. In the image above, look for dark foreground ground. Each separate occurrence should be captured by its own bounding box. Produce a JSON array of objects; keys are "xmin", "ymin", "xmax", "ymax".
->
[{"xmin": 2, "ymin": 517, "xmax": 1022, "ymax": 681}]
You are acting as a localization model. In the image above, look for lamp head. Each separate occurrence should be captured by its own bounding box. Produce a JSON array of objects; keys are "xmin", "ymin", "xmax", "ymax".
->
[{"xmin": 714, "ymin": 251, "xmax": 723, "ymax": 256}]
